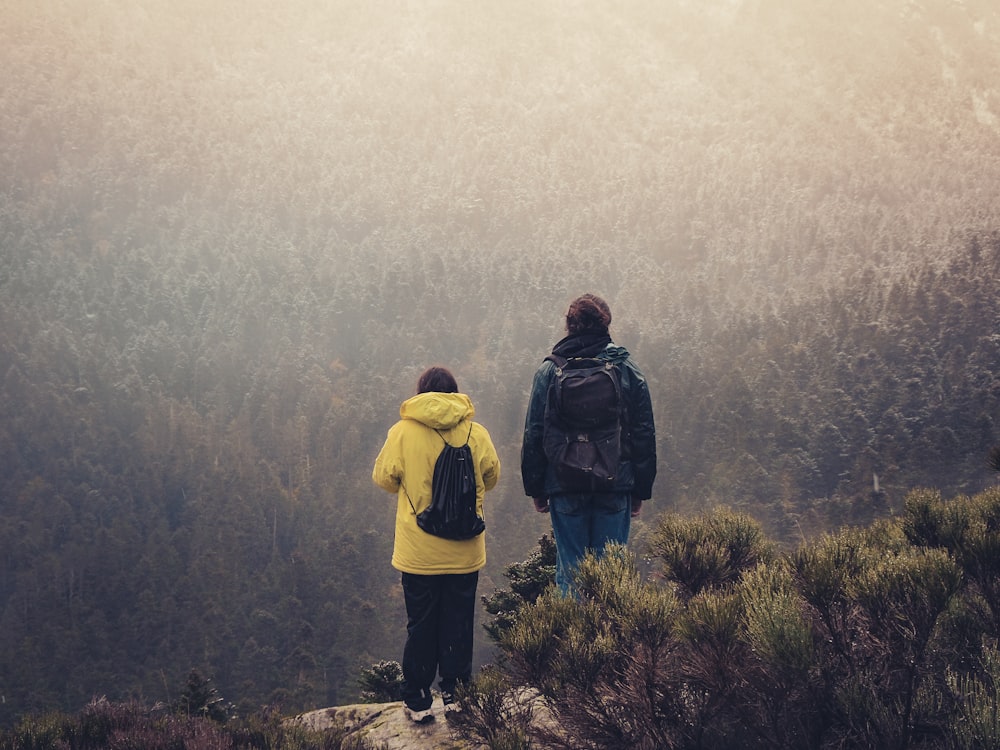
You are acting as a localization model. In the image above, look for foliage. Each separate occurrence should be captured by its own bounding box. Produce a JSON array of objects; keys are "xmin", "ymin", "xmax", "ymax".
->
[
  {"xmin": 903, "ymin": 488, "xmax": 1000, "ymax": 633},
  {"xmin": 486, "ymin": 500, "xmax": 1000, "ymax": 749},
  {"xmin": 175, "ymin": 669, "xmax": 231, "ymax": 723},
  {"xmin": 446, "ymin": 666, "xmax": 535, "ymax": 750},
  {"xmin": 0, "ymin": 698, "xmax": 370, "ymax": 750},
  {"xmin": 356, "ymin": 661, "xmax": 403, "ymax": 704},
  {"xmin": 482, "ymin": 535, "xmax": 557, "ymax": 644},
  {"xmin": 501, "ymin": 545, "xmax": 683, "ymax": 749},
  {"xmin": 948, "ymin": 642, "xmax": 1000, "ymax": 750},
  {"xmin": 647, "ymin": 508, "xmax": 775, "ymax": 598}
]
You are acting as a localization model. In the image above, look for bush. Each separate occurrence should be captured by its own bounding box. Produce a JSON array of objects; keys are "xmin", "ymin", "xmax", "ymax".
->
[
  {"xmin": 904, "ymin": 488, "xmax": 1000, "ymax": 633},
  {"xmin": 445, "ymin": 666, "xmax": 535, "ymax": 750},
  {"xmin": 949, "ymin": 642, "xmax": 1000, "ymax": 750},
  {"xmin": 356, "ymin": 660, "xmax": 403, "ymax": 704},
  {"xmin": 647, "ymin": 508, "xmax": 775, "ymax": 598},
  {"xmin": 502, "ymin": 544, "xmax": 685, "ymax": 749},
  {"xmin": 486, "ymin": 498, "xmax": 1000, "ymax": 749},
  {"xmin": 175, "ymin": 669, "xmax": 231, "ymax": 723},
  {"xmin": 482, "ymin": 535, "xmax": 557, "ymax": 644},
  {"xmin": 0, "ymin": 698, "xmax": 374, "ymax": 750}
]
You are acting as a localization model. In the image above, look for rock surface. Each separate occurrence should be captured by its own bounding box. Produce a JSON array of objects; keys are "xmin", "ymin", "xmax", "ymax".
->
[{"xmin": 295, "ymin": 701, "xmax": 474, "ymax": 750}]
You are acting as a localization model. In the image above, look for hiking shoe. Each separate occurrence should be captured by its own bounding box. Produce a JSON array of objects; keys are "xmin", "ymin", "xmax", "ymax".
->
[
  {"xmin": 404, "ymin": 705, "xmax": 435, "ymax": 724},
  {"xmin": 441, "ymin": 692, "xmax": 460, "ymax": 714}
]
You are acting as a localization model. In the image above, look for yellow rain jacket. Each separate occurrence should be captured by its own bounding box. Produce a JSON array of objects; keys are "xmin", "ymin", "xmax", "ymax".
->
[{"xmin": 372, "ymin": 391, "xmax": 500, "ymax": 575}]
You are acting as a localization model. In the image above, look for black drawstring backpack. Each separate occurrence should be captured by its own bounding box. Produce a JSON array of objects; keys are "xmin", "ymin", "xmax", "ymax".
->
[{"xmin": 404, "ymin": 423, "xmax": 484, "ymax": 540}]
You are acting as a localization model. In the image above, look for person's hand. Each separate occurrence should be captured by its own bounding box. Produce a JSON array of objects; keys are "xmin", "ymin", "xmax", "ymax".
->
[
  {"xmin": 533, "ymin": 497, "xmax": 550, "ymax": 513},
  {"xmin": 631, "ymin": 498, "xmax": 643, "ymax": 518}
]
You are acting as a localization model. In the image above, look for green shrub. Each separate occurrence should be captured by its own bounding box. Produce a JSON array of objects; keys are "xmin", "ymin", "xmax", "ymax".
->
[
  {"xmin": 488, "ymin": 490, "xmax": 1000, "ymax": 749},
  {"xmin": 949, "ymin": 642, "xmax": 1000, "ymax": 750},
  {"xmin": 791, "ymin": 520, "xmax": 966, "ymax": 748},
  {"xmin": 175, "ymin": 669, "xmax": 230, "ymax": 723},
  {"xmin": 482, "ymin": 535, "xmax": 557, "ymax": 644},
  {"xmin": 913, "ymin": 489, "xmax": 1000, "ymax": 633},
  {"xmin": 356, "ymin": 660, "xmax": 403, "ymax": 704},
  {"xmin": 502, "ymin": 545, "xmax": 686, "ymax": 749},
  {"xmin": 739, "ymin": 561, "xmax": 813, "ymax": 678},
  {"xmin": 648, "ymin": 508, "xmax": 774, "ymax": 598}
]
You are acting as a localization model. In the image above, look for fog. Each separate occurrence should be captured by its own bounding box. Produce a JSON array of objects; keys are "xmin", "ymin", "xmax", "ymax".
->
[{"xmin": 2, "ymin": 0, "xmax": 1000, "ymax": 722}]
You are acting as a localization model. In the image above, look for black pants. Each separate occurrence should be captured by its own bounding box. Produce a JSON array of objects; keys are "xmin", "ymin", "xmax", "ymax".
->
[{"xmin": 400, "ymin": 570, "xmax": 479, "ymax": 711}]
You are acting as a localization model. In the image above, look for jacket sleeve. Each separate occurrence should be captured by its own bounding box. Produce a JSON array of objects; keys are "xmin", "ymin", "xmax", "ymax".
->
[
  {"xmin": 625, "ymin": 360, "xmax": 657, "ymax": 501},
  {"xmin": 371, "ymin": 423, "xmax": 403, "ymax": 494},
  {"xmin": 475, "ymin": 425, "xmax": 501, "ymax": 492},
  {"xmin": 520, "ymin": 362, "xmax": 552, "ymax": 498}
]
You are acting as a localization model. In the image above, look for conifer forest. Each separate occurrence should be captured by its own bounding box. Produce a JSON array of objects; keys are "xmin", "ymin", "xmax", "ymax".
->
[{"xmin": 2, "ymin": 0, "xmax": 1000, "ymax": 729}]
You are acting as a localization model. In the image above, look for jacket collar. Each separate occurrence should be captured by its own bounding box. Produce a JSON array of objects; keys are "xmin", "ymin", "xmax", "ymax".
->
[{"xmin": 551, "ymin": 331, "xmax": 613, "ymax": 359}]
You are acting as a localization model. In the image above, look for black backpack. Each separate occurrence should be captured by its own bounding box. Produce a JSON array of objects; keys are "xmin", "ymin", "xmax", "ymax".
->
[
  {"xmin": 406, "ymin": 424, "xmax": 485, "ymax": 540},
  {"xmin": 542, "ymin": 354, "xmax": 623, "ymax": 492}
]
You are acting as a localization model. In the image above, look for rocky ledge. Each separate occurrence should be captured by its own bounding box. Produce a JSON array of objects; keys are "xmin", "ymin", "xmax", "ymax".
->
[{"xmin": 294, "ymin": 701, "xmax": 472, "ymax": 750}]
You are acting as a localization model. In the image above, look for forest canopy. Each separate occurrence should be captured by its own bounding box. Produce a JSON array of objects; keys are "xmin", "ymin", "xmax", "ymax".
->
[{"xmin": 2, "ymin": 0, "xmax": 999, "ymax": 727}]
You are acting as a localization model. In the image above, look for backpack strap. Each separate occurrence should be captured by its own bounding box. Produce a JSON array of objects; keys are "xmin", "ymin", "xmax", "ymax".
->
[
  {"xmin": 436, "ymin": 421, "xmax": 474, "ymax": 448},
  {"xmin": 402, "ymin": 481, "xmax": 417, "ymax": 516},
  {"xmin": 544, "ymin": 353, "xmax": 567, "ymax": 368},
  {"xmin": 547, "ymin": 353, "xmax": 616, "ymax": 371}
]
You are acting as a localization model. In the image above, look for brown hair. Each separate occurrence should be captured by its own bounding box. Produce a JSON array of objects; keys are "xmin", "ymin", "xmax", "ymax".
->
[
  {"xmin": 417, "ymin": 366, "xmax": 459, "ymax": 394},
  {"xmin": 565, "ymin": 293, "xmax": 612, "ymax": 334}
]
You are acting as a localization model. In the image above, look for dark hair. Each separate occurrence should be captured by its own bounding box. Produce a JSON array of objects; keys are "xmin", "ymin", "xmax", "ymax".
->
[
  {"xmin": 417, "ymin": 366, "xmax": 459, "ymax": 394},
  {"xmin": 566, "ymin": 293, "xmax": 612, "ymax": 334}
]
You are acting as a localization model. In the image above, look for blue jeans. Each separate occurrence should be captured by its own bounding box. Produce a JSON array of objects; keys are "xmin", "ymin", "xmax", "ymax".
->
[{"xmin": 549, "ymin": 493, "xmax": 631, "ymax": 595}]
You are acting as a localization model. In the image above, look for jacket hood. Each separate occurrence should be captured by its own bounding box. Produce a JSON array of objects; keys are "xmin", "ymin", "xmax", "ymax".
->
[{"xmin": 399, "ymin": 392, "xmax": 475, "ymax": 430}]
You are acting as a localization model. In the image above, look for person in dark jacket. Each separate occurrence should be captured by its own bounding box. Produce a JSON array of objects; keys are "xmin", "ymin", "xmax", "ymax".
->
[{"xmin": 521, "ymin": 293, "xmax": 656, "ymax": 594}]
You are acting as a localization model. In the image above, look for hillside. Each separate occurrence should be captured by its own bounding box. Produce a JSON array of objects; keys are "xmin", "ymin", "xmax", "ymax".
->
[{"xmin": 2, "ymin": 0, "xmax": 1000, "ymax": 727}]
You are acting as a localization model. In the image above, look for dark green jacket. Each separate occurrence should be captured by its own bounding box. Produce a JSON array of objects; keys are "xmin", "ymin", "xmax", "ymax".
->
[{"xmin": 520, "ymin": 340, "xmax": 657, "ymax": 500}]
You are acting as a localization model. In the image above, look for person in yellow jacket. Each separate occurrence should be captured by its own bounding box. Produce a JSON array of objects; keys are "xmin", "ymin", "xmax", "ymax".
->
[{"xmin": 372, "ymin": 366, "xmax": 500, "ymax": 724}]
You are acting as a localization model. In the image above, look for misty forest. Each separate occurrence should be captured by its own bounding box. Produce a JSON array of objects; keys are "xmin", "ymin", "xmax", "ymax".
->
[{"xmin": 2, "ymin": 0, "xmax": 1000, "ymax": 729}]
